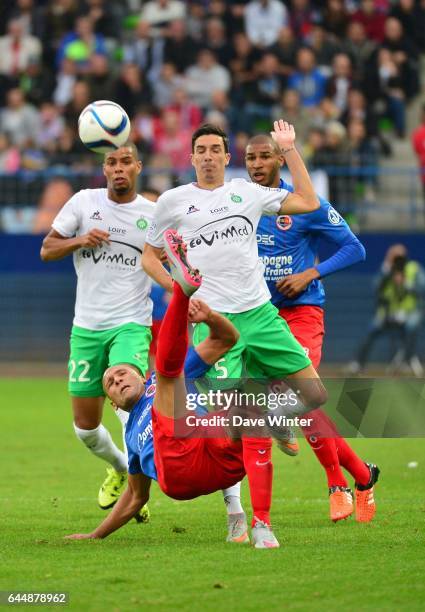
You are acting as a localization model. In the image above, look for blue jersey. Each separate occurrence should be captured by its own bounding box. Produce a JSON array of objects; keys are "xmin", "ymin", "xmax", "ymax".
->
[
  {"xmin": 257, "ymin": 179, "xmax": 365, "ymax": 309},
  {"xmin": 125, "ymin": 348, "xmax": 210, "ymax": 480}
]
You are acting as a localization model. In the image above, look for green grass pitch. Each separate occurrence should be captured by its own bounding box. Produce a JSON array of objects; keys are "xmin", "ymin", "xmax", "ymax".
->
[{"xmin": 1, "ymin": 378, "xmax": 425, "ymax": 611}]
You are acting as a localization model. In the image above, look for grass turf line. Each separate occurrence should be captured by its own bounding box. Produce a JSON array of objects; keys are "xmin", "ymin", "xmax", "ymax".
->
[{"xmin": 1, "ymin": 378, "xmax": 425, "ymax": 611}]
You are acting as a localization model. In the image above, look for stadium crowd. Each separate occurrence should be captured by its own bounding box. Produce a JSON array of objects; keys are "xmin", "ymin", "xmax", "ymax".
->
[{"xmin": 0, "ymin": 0, "xmax": 423, "ymax": 193}]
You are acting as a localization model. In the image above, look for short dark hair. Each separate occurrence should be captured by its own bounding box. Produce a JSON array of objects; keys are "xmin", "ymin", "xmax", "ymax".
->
[
  {"xmin": 191, "ymin": 123, "xmax": 229, "ymax": 153},
  {"xmin": 104, "ymin": 141, "xmax": 140, "ymax": 161},
  {"xmin": 247, "ymin": 134, "xmax": 281, "ymax": 155}
]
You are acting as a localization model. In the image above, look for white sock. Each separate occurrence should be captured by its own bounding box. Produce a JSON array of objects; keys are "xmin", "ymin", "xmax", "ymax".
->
[
  {"xmin": 222, "ymin": 481, "xmax": 244, "ymax": 515},
  {"xmin": 73, "ymin": 423, "xmax": 127, "ymax": 472}
]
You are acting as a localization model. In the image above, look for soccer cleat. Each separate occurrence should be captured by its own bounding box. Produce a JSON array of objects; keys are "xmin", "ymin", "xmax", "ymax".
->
[
  {"xmin": 226, "ymin": 512, "xmax": 249, "ymax": 543},
  {"xmin": 251, "ymin": 518, "xmax": 280, "ymax": 549},
  {"xmin": 329, "ymin": 486, "xmax": 354, "ymax": 522},
  {"xmin": 98, "ymin": 467, "xmax": 127, "ymax": 509},
  {"xmin": 355, "ymin": 463, "xmax": 380, "ymax": 523},
  {"xmin": 275, "ymin": 428, "xmax": 299, "ymax": 457},
  {"xmin": 134, "ymin": 504, "xmax": 150, "ymax": 524},
  {"xmin": 163, "ymin": 229, "xmax": 202, "ymax": 296}
]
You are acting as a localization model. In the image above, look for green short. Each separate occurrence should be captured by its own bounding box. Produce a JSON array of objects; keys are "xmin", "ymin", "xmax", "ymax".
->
[
  {"xmin": 68, "ymin": 323, "xmax": 152, "ymax": 397},
  {"xmin": 192, "ymin": 301, "xmax": 310, "ymax": 382}
]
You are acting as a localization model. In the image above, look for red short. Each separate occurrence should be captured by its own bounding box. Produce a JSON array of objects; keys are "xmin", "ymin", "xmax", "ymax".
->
[
  {"xmin": 278, "ymin": 305, "xmax": 325, "ymax": 370},
  {"xmin": 151, "ymin": 408, "xmax": 245, "ymax": 500},
  {"xmin": 149, "ymin": 319, "xmax": 162, "ymax": 356}
]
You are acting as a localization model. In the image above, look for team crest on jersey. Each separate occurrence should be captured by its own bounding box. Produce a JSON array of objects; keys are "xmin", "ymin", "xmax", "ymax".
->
[
  {"xmin": 186, "ymin": 205, "xmax": 200, "ymax": 214},
  {"xmin": 145, "ymin": 383, "xmax": 156, "ymax": 398},
  {"xmin": 136, "ymin": 217, "xmax": 148, "ymax": 230},
  {"xmin": 328, "ymin": 206, "xmax": 342, "ymax": 225},
  {"xmin": 276, "ymin": 215, "xmax": 292, "ymax": 231},
  {"xmin": 230, "ymin": 193, "xmax": 242, "ymax": 203},
  {"xmin": 90, "ymin": 210, "xmax": 102, "ymax": 221}
]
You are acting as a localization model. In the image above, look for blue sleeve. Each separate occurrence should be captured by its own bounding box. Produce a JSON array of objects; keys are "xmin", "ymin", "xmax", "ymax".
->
[
  {"xmin": 306, "ymin": 199, "xmax": 366, "ymax": 277},
  {"xmin": 127, "ymin": 447, "xmax": 142, "ymax": 475},
  {"xmin": 184, "ymin": 347, "xmax": 211, "ymax": 379}
]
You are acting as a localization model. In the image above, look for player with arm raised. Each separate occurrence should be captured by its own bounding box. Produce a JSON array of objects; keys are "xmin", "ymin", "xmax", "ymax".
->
[
  {"xmin": 66, "ymin": 232, "xmax": 282, "ymax": 548},
  {"xmin": 40, "ymin": 144, "xmax": 159, "ymax": 518},
  {"xmin": 141, "ymin": 120, "xmax": 328, "ymax": 537},
  {"xmin": 246, "ymin": 134, "xmax": 379, "ymax": 523}
]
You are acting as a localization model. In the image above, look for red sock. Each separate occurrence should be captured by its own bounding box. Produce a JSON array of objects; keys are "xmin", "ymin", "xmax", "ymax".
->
[
  {"xmin": 335, "ymin": 438, "xmax": 370, "ymax": 485},
  {"xmin": 155, "ymin": 282, "xmax": 189, "ymax": 378},
  {"xmin": 301, "ymin": 409, "xmax": 347, "ymax": 488},
  {"xmin": 242, "ymin": 437, "xmax": 273, "ymax": 526}
]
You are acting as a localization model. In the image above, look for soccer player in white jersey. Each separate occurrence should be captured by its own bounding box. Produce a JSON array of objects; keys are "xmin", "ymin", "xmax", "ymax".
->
[
  {"xmin": 41, "ymin": 144, "xmax": 155, "ymax": 517},
  {"xmin": 142, "ymin": 121, "xmax": 328, "ymax": 533}
]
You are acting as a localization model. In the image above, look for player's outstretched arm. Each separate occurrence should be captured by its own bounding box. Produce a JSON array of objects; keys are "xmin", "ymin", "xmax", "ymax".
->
[
  {"xmin": 40, "ymin": 228, "xmax": 110, "ymax": 261},
  {"xmin": 142, "ymin": 243, "xmax": 173, "ymax": 292},
  {"xmin": 189, "ymin": 299, "xmax": 239, "ymax": 365},
  {"xmin": 65, "ymin": 473, "xmax": 151, "ymax": 540},
  {"xmin": 271, "ymin": 120, "xmax": 319, "ymax": 215}
]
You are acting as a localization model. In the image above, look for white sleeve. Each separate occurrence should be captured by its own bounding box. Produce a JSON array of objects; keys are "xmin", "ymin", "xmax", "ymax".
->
[
  {"xmin": 253, "ymin": 183, "xmax": 289, "ymax": 215},
  {"xmin": 146, "ymin": 193, "xmax": 173, "ymax": 247},
  {"xmin": 51, "ymin": 193, "xmax": 82, "ymax": 237}
]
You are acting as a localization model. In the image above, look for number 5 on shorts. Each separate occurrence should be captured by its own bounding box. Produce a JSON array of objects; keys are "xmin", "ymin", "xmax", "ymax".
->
[{"xmin": 69, "ymin": 359, "xmax": 91, "ymax": 383}]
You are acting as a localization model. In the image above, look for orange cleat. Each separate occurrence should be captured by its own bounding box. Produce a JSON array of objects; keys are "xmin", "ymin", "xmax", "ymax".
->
[
  {"xmin": 329, "ymin": 486, "xmax": 354, "ymax": 522},
  {"xmin": 355, "ymin": 463, "xmax": 380, "ymax": 523}
]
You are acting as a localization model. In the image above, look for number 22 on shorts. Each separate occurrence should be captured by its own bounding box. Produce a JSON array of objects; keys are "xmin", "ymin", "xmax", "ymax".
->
[{"xmin": 69, "ymin": 359, "xmax": 91, "ymax": 382}]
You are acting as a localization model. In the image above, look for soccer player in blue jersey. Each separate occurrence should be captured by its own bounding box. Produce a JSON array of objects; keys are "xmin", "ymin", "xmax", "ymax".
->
[
  {"xmin": 245, "ymin": 134, "xmax": 379, "ymax": 522},
  {"xmin": 66, "ymin": 232, "xmax": 285, "ymax": 548}
]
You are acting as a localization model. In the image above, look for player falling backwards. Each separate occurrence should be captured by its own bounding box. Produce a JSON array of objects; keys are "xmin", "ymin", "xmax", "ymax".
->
[
  {"xmin": 142, "ymin": 120, "xmax": 329, "ymax": 537},
  {"xmin": 246, "ymin": 134, "xmax": 379, "ymax": 522},
  {"xmin": 65, "ymin": 230, "xmax": 308, "ymax": 548},
  {"xmin": 41, "ymin": 144, "xmax": 153, "ymax": 519}
]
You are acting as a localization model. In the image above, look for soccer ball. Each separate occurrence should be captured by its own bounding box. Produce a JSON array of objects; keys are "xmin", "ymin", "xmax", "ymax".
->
[{"xmin": 78, "ymin": 100, "xmax": 131, "ymax": 154}]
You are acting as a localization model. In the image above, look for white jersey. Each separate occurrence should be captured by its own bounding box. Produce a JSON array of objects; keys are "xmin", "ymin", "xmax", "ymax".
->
[
  {"xmin": 52, "ymin": 188, "xmax": 155, "ymax": 330},
  {"xmin": 147, "ymin": 179, "xmax": 288, "ymax": 312}
]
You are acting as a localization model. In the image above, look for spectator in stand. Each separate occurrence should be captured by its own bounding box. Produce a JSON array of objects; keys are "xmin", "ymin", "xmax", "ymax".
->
[
  {"xmin": 141, "ymin": 0, "xmax": 186, "ymax": 38},
  {"xmin": 184, "ymin": 48, "xmax": 231, "ymax": 111},
  {"xmin": 63, "ymin": 79, "xmax": 91, "ymax": 126},
  {"xmin": 32, "ymin": 178, "xmax": 74, "ymax": 235},
  {"xmin": 269, "ymin": 26, "xmax": 299, "ymax": 80},
  {"xmin": 123, "ymin": 20, "xmax": 164, "ymax": 83},
  {"xmin": 288, "ymin": 47, "xmax": 328, "ymax": 109},
  {"xmin": 152, "ymin": 62, "xmax": 184, "ymax": 108},
  {"xmin": 325, "ymin": 53, "xmax": 354, "ymax": 117},
  {"xmin": 322, "ymin": 0, "xmax": 350, "ymax": 39},
  {"xmin": 38, "ymin": 0, "xmax": 80, "ymax": 68},
  {"xmin": 47, "ymin": 124, "xmax": 89, "ymax": 170},
  {"xmin": 307, "ymin": 21, "xmax": 341, "ymax": 73},
  {"xmin": 204, "ymin": 17, "xmax": 233, "ymax": 66},
  {"xmin": 206, "ymin": 90, "xmax": 240, "ymax": 134},
  {"xmin": 0, "ymin": 87, "xmax": 39, "ymax": 148},
  {"xmin": 0, "ymin": 17, "xmax": 42, "ymax": 94},
  {"xmin": 0, "ymin": 133, "xmax": 20, "ymax": 173},
  {"xmin": 341, "ymin": 89, "xmax": 383, "ymax": 152},
  {"xmin": 341, "ymin": 21, "xmax": 376, "ymax": 82},
  {"xmin": 244, "ymin": 52, "xmax": 284, "ymax": 130},
  {"xmin": 163, "ymin": 19, "xmax": 198, "ymax": 73},
  {"xmin": 244, "ymin": 0, "xmax": 289, "ymax": 48},
  {"xmin": 164, "ymin": 87, "xmax": 203, "ymax": 133},
  {"xmin": 153, "ymin": 109, "xmax": 192, "ymax": 171},
  {"xmin": 303, "ymin": 125, "xmax": 326, "ymax": 165},
  {"xmin": 381, "ymin": 16, "xmax": 419, "ymax": 101},
  {"xmin": 83, "ymin": 0, "xmax": 123, "ymax": 40},
  {"xmin": 347, "ymin": 118, "xmax": 379, "ymax": 201},
  {"xmin": 6, "ymin": 0, "xmax": 44, "ymax": 38},
  {"xmin": 36, "ymin": 102, "xmax": 66, "ymax": 153},
  {"xmin": 53, "ymin": 57, "xmax": 78, "ymax": 108},
  {"xmin": 289, "ymin": 0, "xmax": 318, "ymax": 42},
  {"xmin": 272, "ymin": 89, "xmax": 312, "ymax": 146},
  {"xmin": 412, "ymin": 104, "xmax": 425, "ymax": 211},
  {"xmin": 21, "ymin": 56, "xmax": 56, "ymax": 107},
  {"xmin": 114, "ymin": 63, "xmax": 153, "ymax": 119},
  {"xmin": 228, "ymin": 32, "xmax": 256, "ymax": 106},
  {"xmin": 56, "ymin": 15, "xmax": 107, "ymax": 71},
  {"xmin": 351, "ymin": 0, "xmax": 387, "ymax": 44},
  {"xmin": 84, "ymin": 53, "xmax": 116, "ymax": 101}
]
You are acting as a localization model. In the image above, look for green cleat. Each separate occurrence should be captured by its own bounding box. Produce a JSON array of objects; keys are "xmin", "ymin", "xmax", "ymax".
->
[
  {"xmin": 98, "ymin": 467, "xmax": 127, "ymax": 509},
  {"xmin": 134, "ymin": 504, "xmax": 150, "ymax": 524}
]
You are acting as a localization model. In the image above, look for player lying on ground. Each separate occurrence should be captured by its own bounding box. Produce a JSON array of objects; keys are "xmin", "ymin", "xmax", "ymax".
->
[
  {"xmin": 246, "ymin": 134, "xmax": 380, "ymax": 522},
  {"xmin": 66, "ymin": 231, "xmax": 284, "ymax": 548}
]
